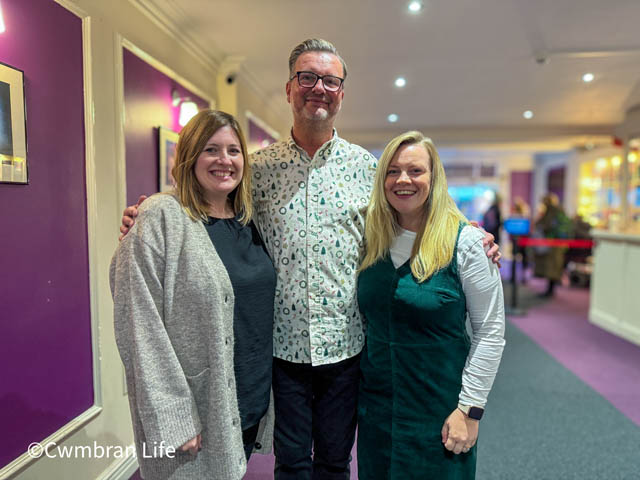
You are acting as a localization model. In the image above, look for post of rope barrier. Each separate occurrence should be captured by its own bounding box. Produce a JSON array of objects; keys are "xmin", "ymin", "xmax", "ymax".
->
[{"xmin": 503, "ymin": 218, "xmax": 530, "ymax": 316}]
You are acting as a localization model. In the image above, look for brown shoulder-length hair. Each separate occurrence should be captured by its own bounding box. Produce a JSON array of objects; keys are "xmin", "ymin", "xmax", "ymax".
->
[{"xmin": 171, "ymin": 109, "xmax": 252, "ymax": 224}]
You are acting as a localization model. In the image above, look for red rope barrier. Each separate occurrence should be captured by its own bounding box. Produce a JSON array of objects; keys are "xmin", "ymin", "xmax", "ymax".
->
[{"xmin": 516, "ymin": 237, "xmax": 594, "ymax": 249}]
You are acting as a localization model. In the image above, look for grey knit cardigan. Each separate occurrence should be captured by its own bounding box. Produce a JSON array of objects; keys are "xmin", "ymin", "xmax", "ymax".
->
[{"xmin": 110, "ymin": 194, "xmax": 274, "ymax": 480}]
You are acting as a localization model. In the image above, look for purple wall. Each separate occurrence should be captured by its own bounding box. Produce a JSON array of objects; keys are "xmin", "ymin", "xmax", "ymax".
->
[
  {"xmin": 123, "ymin": 50, "xmax": 209, "ymax": 205},
  {"xmin": 248, "ymin": 118, "xmax": 277, "ymax": 148},
  {"xmin": 510, "ymin": 171, "xmax": 533, "ymax": 213},
  {"xmin": 0, "ymin": 0, "xmax": 92, "ymax": 468},
  {"xmin": 547, "ymin": 166, "xmax": 566, "ymax": 205}
]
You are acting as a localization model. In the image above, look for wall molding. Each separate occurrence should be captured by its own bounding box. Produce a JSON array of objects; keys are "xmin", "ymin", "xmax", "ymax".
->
[
  {"xmin": 113, "ymin": 33, "xmax": 128, "ymax": 218},
  {"xmin": 82, "ymin": 10, "xmax": 104, "ymax": 415},
  {"xmin": 121, "ymin": 38, "xmax": 215, "ymax": 109},
  {"xmin": 129, "ymin": 0, "xmax": 222, "ymax": 73},
  {"xmin": 0, "ymin": 406, "xmax": 102, "ymax": 478}
]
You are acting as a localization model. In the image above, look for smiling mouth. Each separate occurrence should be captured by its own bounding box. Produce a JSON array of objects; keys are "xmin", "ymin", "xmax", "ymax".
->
[
  {"xmin": 394, "ymin": 190, "xmax": 416, "ymax": 196},
  {"xmin": 210, "ymin": 170, "xmax": 234, "ymax": 177},
  {"xmin": 306, "ymin": 97, "xmax": 328, "ymax": 105}
]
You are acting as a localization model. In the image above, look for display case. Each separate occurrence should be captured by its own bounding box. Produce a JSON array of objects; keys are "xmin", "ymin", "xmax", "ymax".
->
[{"xmin": 578, "ymin": 153, "xmax": 623, "ymax": 228}]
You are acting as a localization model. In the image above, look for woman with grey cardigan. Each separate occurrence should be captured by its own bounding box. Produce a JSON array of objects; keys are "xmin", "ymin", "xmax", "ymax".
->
[{"xmin": 110, "ymin": 110, "xmax": 275, "ymax": 479}]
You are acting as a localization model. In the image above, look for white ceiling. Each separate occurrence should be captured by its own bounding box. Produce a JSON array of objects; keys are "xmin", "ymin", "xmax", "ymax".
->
[{"xmin": 137, "ymin": 0, "xmax": 640, "ymax": 151}]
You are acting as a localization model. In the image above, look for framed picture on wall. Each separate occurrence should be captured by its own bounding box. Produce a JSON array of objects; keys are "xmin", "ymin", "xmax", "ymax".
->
[
  {"xmin": 158, "ymin": 126, "xmax": 179, "ymax": 192},
  {"xmin": 0, "ymin": 62, "xmax": 27, "ymax": 184}
]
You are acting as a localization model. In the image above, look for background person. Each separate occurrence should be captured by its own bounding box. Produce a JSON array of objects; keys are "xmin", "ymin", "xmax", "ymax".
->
[
  {"xmin": 533, "ymin": 193, "xmax": 570, "ymax": 297},
  {"xmin": 481, "ymin": 192, "xmax": 502, "ymax": 246},
  {"xmin": 111, "ymin": 110, "xmax": 274, "ymax": 479},
  {"xmin": 357, "ymin": 131, "xmax": 506, "ymax": 479}
]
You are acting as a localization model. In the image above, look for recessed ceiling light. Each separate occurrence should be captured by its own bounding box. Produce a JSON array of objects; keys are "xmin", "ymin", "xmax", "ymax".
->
[
  {"xmin": 582, "ymin": 73, "xmax": 595, "ymax": 83},
  {"xmin": 523, "ymin": 110, "xmax": 533, "ymax": 119},
  {"xmin": 388, "ymin": 114, "xmax": 399, "ymax": 123},
  {"xmin": 394, "ymin": 77, "xmax": 406, "ymax": 88},
  {"xmin": 408, "ymin": 1, "xmax": 423, "ymax": 13}
]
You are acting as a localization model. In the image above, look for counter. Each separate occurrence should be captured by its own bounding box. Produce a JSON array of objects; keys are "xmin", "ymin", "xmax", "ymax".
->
[{"xmin": 589, "ymin": 230, "xmax": 640, "ymax": 346}]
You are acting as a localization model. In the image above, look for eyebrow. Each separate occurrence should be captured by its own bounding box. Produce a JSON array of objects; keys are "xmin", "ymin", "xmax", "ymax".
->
[{"xmin": 204, "ymin": 142, "xmax": 240, "ymax": 148}]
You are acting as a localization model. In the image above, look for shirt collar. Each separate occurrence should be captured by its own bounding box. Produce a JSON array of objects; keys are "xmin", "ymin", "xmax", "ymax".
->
[{"xmin": 287, "ymin": 129, "xmax": 339, "ymax": 160}]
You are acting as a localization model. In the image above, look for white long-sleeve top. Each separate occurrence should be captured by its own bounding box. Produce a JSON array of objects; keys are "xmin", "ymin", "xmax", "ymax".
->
[{"xmin": 390, "ymin": 225, "xmax": 506, "ymax": 407}]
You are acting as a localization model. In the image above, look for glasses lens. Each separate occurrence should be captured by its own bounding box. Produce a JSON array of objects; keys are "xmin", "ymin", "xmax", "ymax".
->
[
  {"xmin": 323, "ymin": 76, "xmax": 342, "ymax": 91},
  {"xmin": 298, "ymin": 72, "xmax": 318, "ymax": 87}
]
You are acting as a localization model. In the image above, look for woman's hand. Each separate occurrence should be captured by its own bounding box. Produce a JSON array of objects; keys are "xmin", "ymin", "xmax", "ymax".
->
[
  {"xmin": 179, "ymin": 433, "xmax": 202, "ymax": 455},
  {"xmin": 441, "ymin": 408, "xmax": 478, "ymax": 454}
]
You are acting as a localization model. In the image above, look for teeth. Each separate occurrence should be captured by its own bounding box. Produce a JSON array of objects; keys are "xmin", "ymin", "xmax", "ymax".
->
[
  {"xmin": 211, "ymin": 171, "xmax": 233, "ymax": 177},
  {"xmin": 395, "ymin": 190, "xmax": 415, "ymax": 195}
]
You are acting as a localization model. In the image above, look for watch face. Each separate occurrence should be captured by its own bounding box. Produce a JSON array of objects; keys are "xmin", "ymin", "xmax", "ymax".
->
[{"xmin": 468, "ymin": 407, "xmax": 484, "ymax": 420}]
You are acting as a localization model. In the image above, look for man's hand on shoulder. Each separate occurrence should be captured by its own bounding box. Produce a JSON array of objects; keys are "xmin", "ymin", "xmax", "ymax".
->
[
  {"xmin": 119, "ymin": 195, "xmax": 147, "ymax": 241},
  {"xmin": 469, "ymin": 221, "xmax": 501, "ymax": 267}
]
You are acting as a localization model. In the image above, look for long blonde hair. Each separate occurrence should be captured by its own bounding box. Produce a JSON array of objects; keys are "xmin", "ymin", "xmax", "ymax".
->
[
  {"xmin": 171, "ymin": 110, "xmax": 252, "ymax": 223},
  {"xmin": 360, "ymin": 131, "xmax": 467, "ymax": 282}
]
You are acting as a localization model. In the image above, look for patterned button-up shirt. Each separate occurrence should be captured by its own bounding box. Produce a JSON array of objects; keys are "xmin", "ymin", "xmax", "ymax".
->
[{"xmin": 250, "ymin": 132, "xmax": 377, "ymax": 366}]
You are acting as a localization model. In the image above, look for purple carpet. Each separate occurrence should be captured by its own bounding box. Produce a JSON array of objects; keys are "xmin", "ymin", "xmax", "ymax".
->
[
  {"xmin": 508, "ymin": 277, "xmax": 640, "ymax": 427},
  {"xmin": 244, "ymin": 440, "xmax": 358, "ymax": 479}
]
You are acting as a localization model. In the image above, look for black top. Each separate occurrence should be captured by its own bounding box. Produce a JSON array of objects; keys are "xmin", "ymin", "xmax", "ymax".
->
[{"xmin": 203, "ymin": 216, "xmax": 275, "ymax": 430}]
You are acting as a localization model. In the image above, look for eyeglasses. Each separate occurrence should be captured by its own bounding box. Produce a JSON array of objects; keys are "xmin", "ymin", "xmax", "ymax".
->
[{"xmin": 290, "ymin": 71, "xmax": 344, "ymax": 92}]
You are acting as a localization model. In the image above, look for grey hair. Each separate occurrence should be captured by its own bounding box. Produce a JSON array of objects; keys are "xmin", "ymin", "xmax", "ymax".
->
[{"xmin": 288, "ymin": 38, "xmax": 348, "ymax": 80}]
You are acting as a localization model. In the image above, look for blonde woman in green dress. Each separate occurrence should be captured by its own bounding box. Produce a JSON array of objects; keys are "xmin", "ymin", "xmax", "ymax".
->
[{"xmin": 357, "ymin": 131, "xmax": 506, "ymax": 479}]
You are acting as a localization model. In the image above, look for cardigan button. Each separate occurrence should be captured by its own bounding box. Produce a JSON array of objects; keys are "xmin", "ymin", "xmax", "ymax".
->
[{"xmin": 254, "ymin": 442, "xmax": 262, "ymax": 450}]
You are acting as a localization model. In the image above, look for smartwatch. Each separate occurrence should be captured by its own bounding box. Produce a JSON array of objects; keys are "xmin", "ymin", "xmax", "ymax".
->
[{"xmin": 458, "ymin": 403, "xmax": 484, "ymax": 421}]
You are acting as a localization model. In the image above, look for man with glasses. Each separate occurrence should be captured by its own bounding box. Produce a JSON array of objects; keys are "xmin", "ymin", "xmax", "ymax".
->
[
  {"xmin": 250, "ymin": 38, "xmax": 375, "ymax": 480},
  {"xmin": 253, "ymin": 40, "xmax": 499, "ymax": 479}
]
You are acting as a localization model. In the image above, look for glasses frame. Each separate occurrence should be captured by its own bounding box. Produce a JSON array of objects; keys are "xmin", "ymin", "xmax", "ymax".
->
[{"xmin": 290, "ymin": 71, "xmax": 344, "ymax": 92}]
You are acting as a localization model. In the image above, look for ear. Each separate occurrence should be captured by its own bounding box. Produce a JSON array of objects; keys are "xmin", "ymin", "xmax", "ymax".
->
[{"xmin": 286, "ymin": 81, "xmax": 292, "ymax": 104}]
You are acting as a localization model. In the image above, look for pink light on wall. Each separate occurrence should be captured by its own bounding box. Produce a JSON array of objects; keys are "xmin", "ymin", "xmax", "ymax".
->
[{"xmin": 0, "ymin": 1, "xmax": 6, "ymax": 33}]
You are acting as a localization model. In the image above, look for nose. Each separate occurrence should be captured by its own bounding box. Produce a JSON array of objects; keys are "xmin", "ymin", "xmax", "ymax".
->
[
  {"xmin": 217, "ymin": 149, "xmax": 232, "ymax": 164},
  {"xmin": 397, "ymin": 171, "xmax": 411, "ymax": 183},
  {"xmin": 311, "ymin": 78, "xmax": 326, "ymax": 94}
]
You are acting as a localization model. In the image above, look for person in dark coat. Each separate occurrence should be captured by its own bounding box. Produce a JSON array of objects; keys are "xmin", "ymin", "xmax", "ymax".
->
[
  {"xmin": 482, "ymin": 193, "xmax": 502, "ymax": 246},
  {"xmin": 533, "ymin": 193, "xmax": 569, "ymax": 297}
]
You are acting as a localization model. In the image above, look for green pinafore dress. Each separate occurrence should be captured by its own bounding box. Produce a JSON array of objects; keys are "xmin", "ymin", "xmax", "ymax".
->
[{"xmin": 357, "ymin": 225, "xmax": 476, "ymax": 479}]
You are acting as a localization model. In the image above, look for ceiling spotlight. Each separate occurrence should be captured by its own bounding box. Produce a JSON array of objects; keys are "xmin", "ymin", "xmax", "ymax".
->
[
  {"xmin": 582, "ymin": 73, "xmax": 595, "ymax": 83},
  {"xmin": 388, "ymin": 114, "xmax": 399, "ymax": 123},
  {"xmin": 523, "ymin": 110, "xmax": 533, "ymax": 119},
  {"xmin": 394, "ymin": 77, "xmax": 406, "ymax": 88},
  {"xmin": 408, "ymin": 1, "xmax": 423, "ymax": 13}
]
